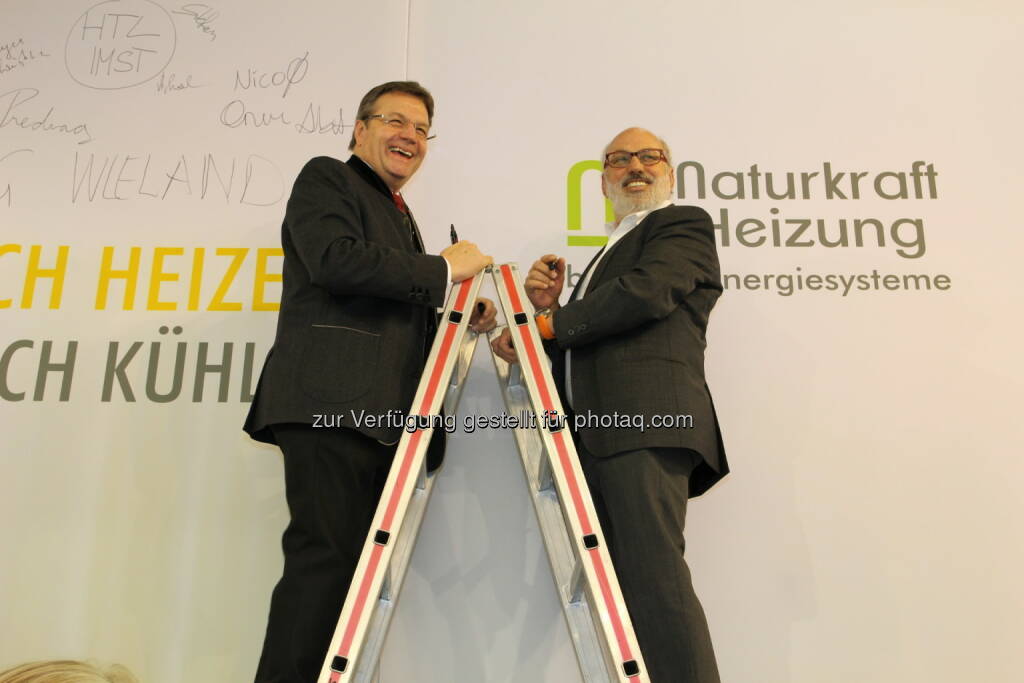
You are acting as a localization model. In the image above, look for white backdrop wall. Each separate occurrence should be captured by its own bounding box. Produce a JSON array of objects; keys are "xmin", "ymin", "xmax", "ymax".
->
[{"xmin": 2, "ymin": 1, "xmax": 1022, "ymax": 682}]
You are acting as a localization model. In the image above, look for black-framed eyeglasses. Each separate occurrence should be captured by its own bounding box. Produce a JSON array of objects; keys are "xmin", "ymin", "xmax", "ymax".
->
[
  {"xmin": 603, "ymin": 148, "xmax": 667, "ymax": 168},
  {"xmin": 364, "ymin": 113, "xmax": 435, "ymax": 141}
]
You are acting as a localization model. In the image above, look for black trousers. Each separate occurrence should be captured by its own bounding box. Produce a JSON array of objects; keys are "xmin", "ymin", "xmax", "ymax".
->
[
  {"xmin": 254, "ymin": 425, "xmax": 394, "ymax": 683},
  {"xmin": 578, "ymin": 442, "xmax": 721, "ymax": 683}
]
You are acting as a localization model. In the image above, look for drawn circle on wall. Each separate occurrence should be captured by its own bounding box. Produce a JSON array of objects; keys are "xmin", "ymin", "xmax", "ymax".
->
[{"xmin": 65, "ymin": 0, "xmax": 176, "ymax": 90}]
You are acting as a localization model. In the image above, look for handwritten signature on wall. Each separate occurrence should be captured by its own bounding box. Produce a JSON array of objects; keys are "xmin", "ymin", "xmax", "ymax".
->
[
  {"xmin": 1, "ymin": 88, "xmax": 93, "ymax": 145},
  {"xmin": 172, "ymin": 4, "xmax": 219, "ymax": 41},
  {"xmin": 1, "ymin": 38, "xmax": 50, "ymax": 78},
  {"xmin": 0, "ymin": 148, "xmax": 33, "ymax": 207}
]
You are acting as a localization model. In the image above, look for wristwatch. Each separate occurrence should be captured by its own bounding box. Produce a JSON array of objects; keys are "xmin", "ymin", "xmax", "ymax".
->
[{"xmin": 534, "ymin": 307, "xmax": 555, "ymax": 340}]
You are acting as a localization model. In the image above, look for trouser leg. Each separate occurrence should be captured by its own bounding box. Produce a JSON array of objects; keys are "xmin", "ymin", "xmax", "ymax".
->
[
  {"xmin": 580, "ymin": 444, "xmax": 720, "ymax": 683},
  {"xmin": 254, "ymin": 425, "xmax": 393, "ymax": 683}
]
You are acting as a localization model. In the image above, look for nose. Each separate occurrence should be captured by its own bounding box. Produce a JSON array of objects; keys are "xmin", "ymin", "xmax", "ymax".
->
[
  {"xmin": 626, "ymin": 154, "xmax": 645, "ymax": 171},
  {"xmin": 396, "ymin": 123, "xmax": 417, "ymax": 141}
]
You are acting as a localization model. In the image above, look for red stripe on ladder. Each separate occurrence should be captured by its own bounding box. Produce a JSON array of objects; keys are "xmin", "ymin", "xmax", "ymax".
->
[
  {"xmin": 499, "ymin": 264, "xmax": 637, "ymax": 676},
  {"xmin": 334, "ymin": 278, "xmax": 475, "ymax": 669}
]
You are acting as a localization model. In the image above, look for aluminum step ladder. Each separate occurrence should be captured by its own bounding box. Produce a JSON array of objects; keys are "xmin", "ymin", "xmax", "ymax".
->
[{"xmin": 318, "ymin": 264, "xmax": 649, "ymax": 683}]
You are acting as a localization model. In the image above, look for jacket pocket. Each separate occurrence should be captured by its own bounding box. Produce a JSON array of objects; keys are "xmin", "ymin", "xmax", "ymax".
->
[{"xmin": 299, "ymin": 324, "xmax": 380, "ymax": 402}]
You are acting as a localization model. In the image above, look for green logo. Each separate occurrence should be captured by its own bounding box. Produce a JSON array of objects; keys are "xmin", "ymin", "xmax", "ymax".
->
[{"xmin": 566, "ymin": 160, "xmax": 613, "ymax": 246}]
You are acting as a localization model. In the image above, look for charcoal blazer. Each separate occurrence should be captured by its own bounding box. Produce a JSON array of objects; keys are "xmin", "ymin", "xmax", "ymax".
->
[
  {"xmin": 244, "ymin": 155, "xmax": 448, "ymax": 467},
  {"xmin": 549, "ymin": 204, "xmax": 728, "ymax": 496}
]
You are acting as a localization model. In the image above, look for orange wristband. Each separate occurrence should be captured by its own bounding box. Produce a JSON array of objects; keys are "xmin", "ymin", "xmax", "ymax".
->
[{"xmin": 535, "ymin": 310, "xmax": 556, "ymax": 340}]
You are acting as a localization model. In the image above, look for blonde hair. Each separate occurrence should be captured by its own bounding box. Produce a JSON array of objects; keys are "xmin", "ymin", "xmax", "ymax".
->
[{"xmin": 0, "ymin": 660, "xmax": 138, "ymax": 683}]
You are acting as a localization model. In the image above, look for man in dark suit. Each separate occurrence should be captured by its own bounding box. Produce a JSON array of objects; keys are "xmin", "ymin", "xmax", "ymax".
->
[
  {"xmin": 492, "ymin": 127, "xmax": 728, "ymax": 682},
  {"xmin": 244, "ymin": 81, "xmax": 494, "ymax": 683}
]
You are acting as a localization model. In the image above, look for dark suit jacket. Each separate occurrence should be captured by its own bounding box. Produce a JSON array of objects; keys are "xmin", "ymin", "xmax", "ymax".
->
[
  {"xmin": 244, "ymin": 155, "xmax": 448, "ymax": 469},
  {"xmin": 548, "ymin": 204, "xmax": 728, "ymax": 496}
]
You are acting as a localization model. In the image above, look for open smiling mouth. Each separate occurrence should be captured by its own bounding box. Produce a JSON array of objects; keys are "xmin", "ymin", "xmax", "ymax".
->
[{"xmin": 389, "ymin": 146, "xmax": 414, "ymax": 159}]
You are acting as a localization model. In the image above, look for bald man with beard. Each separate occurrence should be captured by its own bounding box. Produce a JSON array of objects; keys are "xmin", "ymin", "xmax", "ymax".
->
[{"xmin": 493, "ymin": 128, "xmax": 728, "ymax": 683}]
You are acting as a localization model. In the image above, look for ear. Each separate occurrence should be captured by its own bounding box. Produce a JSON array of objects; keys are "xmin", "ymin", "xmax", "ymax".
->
[
  {"xmin": 668, "ymin": 166, "xmax": 676, "ymax": 197},
  {"xmin": 353, "ymin": 120, "xmax": 367, "ymax": 148},
  {"xmin": 601, "ymin": 172, "xmax": 608, "ymax": 198}
]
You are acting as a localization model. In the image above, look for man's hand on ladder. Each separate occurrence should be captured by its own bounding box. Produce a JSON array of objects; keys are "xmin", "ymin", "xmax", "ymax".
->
[
  {"xmin": 490, "ymin": 327, "xmax": 518, "ymax": 364},
  {"xmin": 470, "ymin": 297, "xmax": 497, "ymax": 333}
]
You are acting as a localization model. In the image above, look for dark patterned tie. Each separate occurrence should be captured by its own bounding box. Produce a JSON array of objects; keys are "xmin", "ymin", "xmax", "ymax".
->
[
  {"xmin": 393, "ymin": 192, "xmax": 433, "ymax": 356},
  {"xmin": 392, "ymin": 192, "xmax": 424, "ymax": 253}
]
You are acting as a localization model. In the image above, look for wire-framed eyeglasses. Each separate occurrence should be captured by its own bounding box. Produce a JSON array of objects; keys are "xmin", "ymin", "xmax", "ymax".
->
[
  {"xmin": 365, "ymin": 113, "xmax": 435, "ymax": 141},
  {"xmin": 603, "ymin": 149, "xmax": 668, "ymax": 168}
]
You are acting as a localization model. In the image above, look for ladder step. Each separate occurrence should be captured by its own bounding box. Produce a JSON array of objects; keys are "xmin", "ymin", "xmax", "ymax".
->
[
  {"xmin": 536, "ymin": 448, "xmax": 554, "ymax": 493},
  {"xmin": 567, "ymin": 555, "xmax": 586, "ymax": 605}
]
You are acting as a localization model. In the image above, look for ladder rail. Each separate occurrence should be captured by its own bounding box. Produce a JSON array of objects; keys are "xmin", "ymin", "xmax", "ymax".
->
[
  {"xmin": 487, "ymin": 263, "xmax": 649, "ymax": 683},
  {"xmin": 317, "ymin": 273, "xmax": 484, "ymax": 683},
  {"xmin": 486, "ymin": 346, "xmax": 619, "ymax": 682}
]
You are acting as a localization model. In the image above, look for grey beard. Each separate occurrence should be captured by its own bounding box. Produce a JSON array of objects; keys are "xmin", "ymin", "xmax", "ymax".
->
[{"xmin": 607, "ymin": 173, "xmax": 673, "ymax": 220}]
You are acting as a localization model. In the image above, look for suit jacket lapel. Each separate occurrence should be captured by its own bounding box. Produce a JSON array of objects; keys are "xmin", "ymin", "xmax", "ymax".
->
[
  {"xmin": 406, "ymin": 211, "xmax": 426, "ymax": 254},
  {"xmin": 575, "ymin": 210, "xmax": 657, "ymax": 299},
  {"xmin": 346, "ymin": 154, "xmax": 422, "ymax": 254}
]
